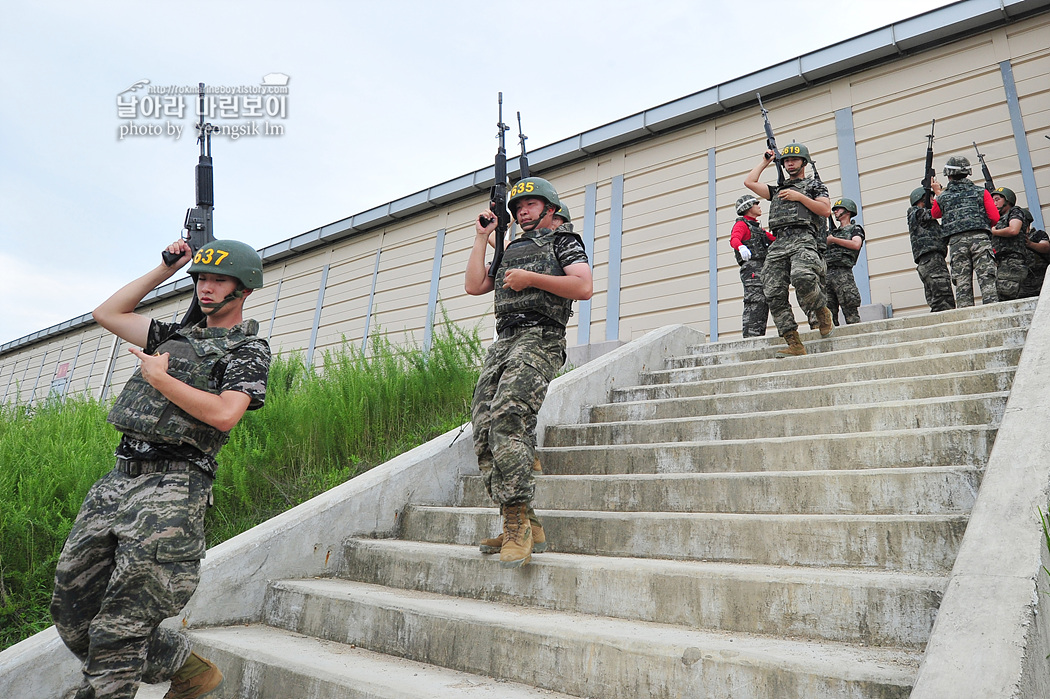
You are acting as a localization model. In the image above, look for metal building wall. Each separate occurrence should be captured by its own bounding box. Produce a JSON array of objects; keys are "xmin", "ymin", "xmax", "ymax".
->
[{"xmin": 2, "ymin": 9, "xmax": 1048, "ymax": 406}]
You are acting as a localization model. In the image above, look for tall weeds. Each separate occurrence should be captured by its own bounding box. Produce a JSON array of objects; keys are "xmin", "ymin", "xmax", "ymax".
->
[{"xmin": 0, "ymin": 318, "xmax": 482, "ymax": 650}]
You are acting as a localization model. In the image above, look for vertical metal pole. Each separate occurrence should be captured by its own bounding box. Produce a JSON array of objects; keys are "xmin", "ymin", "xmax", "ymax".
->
[
  {"xmin": 606, "ymin": 175, "xmax": 624, "ymax": 341},
  {"xmin": 306, "ymin": 264, "xmax": 330, "ymax": 367},
  {"xmin": 707, "ymin": 146, "xmax": 719, "ymax": 341},
  {"xmin": 834, "ymin": 106, "xmax": 871, "ymax": 305},
  {"xmin": 362, "ymin": 248, "xmax": 382, "ymax": 354},
  {"xmin": 266, "ymin": 278, "xmax": 284, "ymax": 342},
  {"xmin": 999, "ymin": 60, "xmax": 1045, "ymax": 230},
  {"xmin": 577, "ymin": 183, "xmax": 597, "ymax": 347}
]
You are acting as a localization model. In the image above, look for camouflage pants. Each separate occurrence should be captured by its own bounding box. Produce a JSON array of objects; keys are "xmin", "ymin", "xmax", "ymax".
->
[
  {"xmin": 916, "ymin": 251, "xmax": 956, "ymax": 312},
  {"xmin": 738, "ymin": 260, "xmax": 768, "ymax": 337},
  {"xmin": 949, "ymin": 231, "xmax": 998, "ymax": 307},
  {"xmin": 826, "ymin": 265, "xmax": 861, "ymax": 325},
  {"xmin": 762, "ymin": 232, "xmax": 827, "ymax": 336},
  {"xmin": 995, "ymin": 252, "xmax": 1028, "ymax": 302},
  {"xmin": 1021, "ymin": 258, "xmax": 1048, "ymax": 298},
  {"xmin": 472, "ymin": 326, "xmax": 565, "ymax": 506},
  {"xmin": 51, "ymin": 467, "xmax": 210, "ymax": 699}
]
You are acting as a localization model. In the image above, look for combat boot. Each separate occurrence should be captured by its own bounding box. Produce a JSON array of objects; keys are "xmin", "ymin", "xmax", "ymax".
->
[
  {"xmin": 164, "ymin": 652, "xmax": 223, "ymax": 699},
  {"xmin": 480, "ymin": 507, "xmax": 547, "ymax": 553},
  {"xmin": 775, "ymin": 330, "xmax": 806, "ymax": 358},
  {"xmin": 499, "ymin": 502, "xmax": 533, "ymax": 568},
  {"xmin": 816, "ymin": 306, "xmax": 835, "ymax": 337}
]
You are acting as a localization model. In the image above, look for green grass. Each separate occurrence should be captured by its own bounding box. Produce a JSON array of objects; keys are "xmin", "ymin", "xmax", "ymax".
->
[{"xmin": 0, "ymin": 319, "xmax": 483, "ymax": 650}]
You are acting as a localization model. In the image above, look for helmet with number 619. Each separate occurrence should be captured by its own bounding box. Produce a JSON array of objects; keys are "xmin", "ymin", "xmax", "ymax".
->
[
  {"xmin": 780, "ymin": 142, "xmax": 811, "ymax": 164},
  {"xmin": 188, "ymin": 239, "xmax": 264, "ymax": 289}
]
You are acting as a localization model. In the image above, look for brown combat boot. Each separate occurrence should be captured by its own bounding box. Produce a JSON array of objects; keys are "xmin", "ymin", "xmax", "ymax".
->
[
  {"xmin": 816, "ymin": 306, "xmax": 835, "ymax": 337},
  {"xmin": 499, "ymin": 502, "xmax": 533, "ymax": 568},
  {"xmin": 480, "ymin": 507, "xmax": 547, "ymax": 554},
  {"xmin": 775, "ymin": 330, "xmax": 806, "ymax": 358},
  {"xmin": 164, "ymin": 652, "xmax": 223, "ymax": 699}
]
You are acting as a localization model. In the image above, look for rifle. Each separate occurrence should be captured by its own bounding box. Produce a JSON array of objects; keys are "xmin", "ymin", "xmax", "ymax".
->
[
  {"xmin": 756, "ymin": 93, "xmax": 786, "ymax": 187},
  {"xmin": 517, "ymin": 111, "xmax": 530, "ymax": 179},
  {"xmin": 972, "ymin": 141, "xmax": 994, "ymax": 192},
  {"xmin": 809, "ymin": 159, "xmax": 837, "ymax": 232},
  {"xmin": 480, "ymin": 92, "xmax": 511, "ymax": 279},
  {"xmin": 163, "ymin": 82, "xmax": 215, "ymax": 326},
  {"xmin": 922, "ymin": 120, "xmax": 936, "ymax": 207}
]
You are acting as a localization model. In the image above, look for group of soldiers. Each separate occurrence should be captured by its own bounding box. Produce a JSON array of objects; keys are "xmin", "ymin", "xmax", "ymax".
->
[{"xmin": 733, "ymin": 145, "xmax": 1047, "ymax": 353}]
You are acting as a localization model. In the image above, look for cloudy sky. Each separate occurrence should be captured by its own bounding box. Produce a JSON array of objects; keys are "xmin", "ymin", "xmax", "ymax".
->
[{"xmin": 0, "ymin": 0, "xmax": 959, "ymax": 346}]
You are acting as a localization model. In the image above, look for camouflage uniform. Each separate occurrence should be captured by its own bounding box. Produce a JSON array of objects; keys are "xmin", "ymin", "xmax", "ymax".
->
[
  {"xmin": 51, "ymin": 319, "xmax": 269, "ymax": 699},
  {"xmin": 936, "ymin": 178, "xmax": 998, "ymax": 306},
  {"xmin": 907, "ymin": 205, "xmax": 955, "ymax": 312},
  {"xmin": 991, "ymin": 204, "xmax": 1031, "ymax": 301},
  {"xmin": 733, "ymin": 216, "xmax": 772, "ymax": 337},
  {"xmin": 762, "ymin": 177, "xmax": 829, "ymax": 336},
  {"xmin": 472, "ymin": 224, "xmax": 587, "ymax": 505},
  {"xmin": 825, "ymin": 223, "xmax": 864, "ymax": 325},
  {"xmin": 1021, "ymin": 228, "xmax": 1049, "ymax": 298}
]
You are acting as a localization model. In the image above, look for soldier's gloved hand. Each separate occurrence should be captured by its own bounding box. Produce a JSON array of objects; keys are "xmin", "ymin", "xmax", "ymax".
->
[{"xmin": 738, "ymin": 246, "xmax": 752, "ymax": 261}]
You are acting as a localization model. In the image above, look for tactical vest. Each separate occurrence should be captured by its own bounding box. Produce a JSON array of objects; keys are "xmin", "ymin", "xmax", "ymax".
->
[
  {"xmin": 767, "ymin": 177, "xmax": 824, "ymax": 234},
  {"xmin": 494, "ymin": 229, "xmax": 574, "ymax": 328},
  {"xmin": 907, "ymin": 206, "xmax": 948, "ymax": 262},
  {"xmin": 107, "ymin": 320, "xmax": 263, "ymax": 457},
  {"xmin": 936, "ymin": 179, "xmax": 990, "ymax": 237},
  {"xmin": 992, "ymin": 205, "xmax": 1031, "ymax": 257},
  {"xmin": 733, "ymin": 217, "xmax": 770, "ymax": 265},
  {"xmin": 825, "ymin": 223, "xmax": 862, "ymax": 268}
]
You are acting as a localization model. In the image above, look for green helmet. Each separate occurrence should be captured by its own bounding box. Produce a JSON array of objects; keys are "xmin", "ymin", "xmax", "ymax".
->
[
  {"xmin": 735, "ymin": 194, "xmax": 760, "ymax": 216},
  {"xmin": 188, "ymin": 239, "xmax": 264, "ymax": 289},
  {"xmin": 553, "ymin": 200, "xmax": 571, "ymax": 223},
  {"xmin": 992, "ymin": 186, "xmax": 1017, "ymax": 206},
  {"xmin": 508, "ymin": 177, "xmax": 560, "ymax": 217},
  {"xmin": 943, "ymin": 155, "xmax": 972, "ymax": 178},
  {"xmin": 780, "ymin": 142, "xmax": 811, "ymax": 164},
  {"xmin": 909, "ymin": 187, "xmax": 929, "ymax": 206},
  {"xmin": 832, "ymin": 198, "xmax": 858, "ymax": 216}
]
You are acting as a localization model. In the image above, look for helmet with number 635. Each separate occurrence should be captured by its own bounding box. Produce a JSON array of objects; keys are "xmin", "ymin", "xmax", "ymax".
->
[{"xmin": 508, "ymin": 177, "xmax": 561, "ymax": 216}]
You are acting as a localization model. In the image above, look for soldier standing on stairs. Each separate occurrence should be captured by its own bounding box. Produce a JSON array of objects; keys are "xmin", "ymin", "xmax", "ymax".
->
[
  {"xmin": 825, "ymin": 198, "xmax": 865, "ymax": 325},
  {"xmin": 730, "ymin": 194, "xmax": 775, "ymax": 337},
  {"xmin": 989, "ymin": 186, "xmax": 1031, "ymax": 302},
  {"xmin": 50, "ymin": 239, "xmax": 270, "ymax": 699},
  {"xmin": 744, "ymin": 142, "xmax": 836, "ymax": 357},
  {"xmin": 465, "ymin": 177, "xmax": 592, "ymax": 568},
  {"xmin": 929, "ymin": 155, "xmax": 1000, "ymax": 306},
  {"xmin": 907, "ymin": 186, "xmax": 956, "ymax": 312}
]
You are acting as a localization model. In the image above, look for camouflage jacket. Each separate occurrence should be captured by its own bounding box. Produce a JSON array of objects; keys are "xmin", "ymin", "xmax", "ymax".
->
[{"xmin": 907, "ymin": 205, "xmax": 948, "ymax": 262}]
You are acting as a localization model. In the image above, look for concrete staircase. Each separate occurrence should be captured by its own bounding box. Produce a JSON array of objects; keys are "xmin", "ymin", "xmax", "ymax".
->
[{"xmin": 152, "ymin": 299, "xmax": 1035, "ymax": 698}]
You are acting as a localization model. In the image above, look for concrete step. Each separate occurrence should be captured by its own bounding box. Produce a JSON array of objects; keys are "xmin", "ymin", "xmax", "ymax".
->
[
  {"xmin": 669, "ymin": 312, "xmax": 1030, "ymax": 366},
  {"xmin": 138, "ymin": 625, "xmax": 575, "ymax": 699},
  {"xmin": 340, "ymin": 539, "xmax": 946, "ymax": 648},
  {"xmin": 262, "ymin": 578, "xmax": 922, "ymax": 699},
  {"xmin": 545, "ymin": 393, "xmax": 1008, "ymax": 446},
  {"xmin": 689, "ymin": 297, "xmax": 1036, "ymax": 355},
  {"xmin": 612, "ymin": 346, "xmax": 1021, "ymax": 402},
  {"xmin": 593, "ymin": 368, "xmax": 1015, "ymax": 421},
  {"xmin": 458, "ymin": 466, "xmax": 983, "ymax": 515},
  {"xmin": 539, "ymin": 425, "xmax": 995, "ymax": 474},
  {"xmin": 646, "ymin": 326, "xmax": 1026, "ymax": 383},
  {"xmin": 687, "ymin": 299, "xmax": 1035, "ymax": 356},
  {"xmin": 399, "ymin": 506, "xmax": 966, "ymax": 572}
]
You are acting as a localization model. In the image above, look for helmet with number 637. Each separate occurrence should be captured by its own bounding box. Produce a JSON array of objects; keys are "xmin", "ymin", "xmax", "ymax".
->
[{"xmin": 188, "ymin": 239, "xmax": 264, "ymax": 289}]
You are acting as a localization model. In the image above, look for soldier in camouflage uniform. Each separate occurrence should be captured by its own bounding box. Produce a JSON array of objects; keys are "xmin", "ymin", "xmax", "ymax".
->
[
  {"xmin": 930, "ymin": 156, "xmax": 1001, "ymax": 306},
  {"xmin": 730, "ymin": 194, "xmax": 775, "ymax": 337},
  {"xmin": 51, "ymin": 240, "xmax": 270, "ymax": 699},
  {"xmin": 744, "ymin": 142, "xmax": 835, "ymax": 357},
  {"xmin": 1021, "ymin": 226, "xmax": 1050, "ymax": 297},
  {"xmin": 466, "ymin": 177, "xmax": 592, "ymax": 568},
  {"xmin": 990, "ymin": 186, "xmax": 1031, "ymax": 301},
  {"xmin": 907, "ymin": 186, "xmax": 956, "ymax": 312},
  {"xmin": 825, "ymin": 198, "xmax": 865, "ymax": 325}
]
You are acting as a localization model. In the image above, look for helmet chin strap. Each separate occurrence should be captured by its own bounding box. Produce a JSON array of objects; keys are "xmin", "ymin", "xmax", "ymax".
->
[
  {"xmin": 518, "ymin": 203, "xmax": 555, "ymax": 232},
  {"xmin": 198, "ymin": 287, "xmax": 245, "ymax": 315}
]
